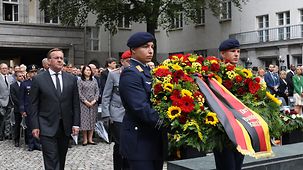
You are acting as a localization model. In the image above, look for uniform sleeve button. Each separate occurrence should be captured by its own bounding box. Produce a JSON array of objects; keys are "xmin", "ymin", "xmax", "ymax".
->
[{"xmin": 134, "ymin": 127, "xmax": 138, "ymax": 130}]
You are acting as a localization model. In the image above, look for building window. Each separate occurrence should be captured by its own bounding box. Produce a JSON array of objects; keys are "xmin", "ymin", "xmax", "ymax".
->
[
  {"xmin": 118, "ymin": 16, "xmax": 130, "ymax": 28},
  {"xmin": 169, "ymin": 52, "xmax": 184, "ymax": 56},
  {"xmin": 220, "ymin": 1, "xmax": 231, "ymax": 20},
  {"xmin": 44, "ymin": 8, "xmax": 59, "ymax": 24},
  {"xmin": 87, "ymin": 27, "xmax": 99, "ymax": 51},
  {"xmin": 277, "ymin": 11, "xmax": 290, "ymax": 40},
  {"xmin": 118, "ymin": 4, "xmax": 131, "ymax": 29},
  {"xmin": 3, "ymin": 0, "xmax": 18, "ymax": 21},
  {"xmin": 197, "ymin": 8, "xmax": 205, "ymax": 25},
  {"xmin": 171, "ymin": 12, "xmax": 183, "ymax": 29},
  {"xmin": 300, "ymin": 9, "xmax": 303, "ymax": 37},
  {"xmin": 257, "ymin": 15, "xmax": 269, "ymax": 42},
  {"xmin": 194, "ymin": 50, "xmax": 207, "ymax": 57}
]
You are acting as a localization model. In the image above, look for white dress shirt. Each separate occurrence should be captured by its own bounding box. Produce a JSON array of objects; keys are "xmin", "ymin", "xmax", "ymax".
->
[{"xmin": 49, "ymin": 68, "xmax": 63, "ymax": 92}]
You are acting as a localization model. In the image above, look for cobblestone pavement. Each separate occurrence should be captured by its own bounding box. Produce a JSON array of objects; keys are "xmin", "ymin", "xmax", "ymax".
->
[{"xmin": 0, "ymin": 139, "xmax": 167, "ymax": 170}]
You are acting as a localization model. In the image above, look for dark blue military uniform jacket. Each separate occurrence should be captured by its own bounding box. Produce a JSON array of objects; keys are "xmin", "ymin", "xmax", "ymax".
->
[
  {"xmin": 119, "ymin": 59, "xmax": 166, "ymax": 160},
  {"xmin": 19, "ymin": 79, "xmax": 32, "ymax": 113}
]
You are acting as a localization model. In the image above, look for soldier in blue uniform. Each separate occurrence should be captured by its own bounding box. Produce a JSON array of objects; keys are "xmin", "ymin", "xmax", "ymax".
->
[
  {"xmin": 213, "ymin": 38, "xmax": 245, "ymax": 170},
  {"xmin": 119, "ymin": 32, "xmax": 167, "ymax": 170},
  {"xmin": 19, "ymin": 64, "xmax": 41, "ymax": 151}
]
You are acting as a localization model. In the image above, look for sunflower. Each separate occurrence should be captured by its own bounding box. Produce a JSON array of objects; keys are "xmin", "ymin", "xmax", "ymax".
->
[
  {"xmin": 188, "ymin": 56, "xmax": 197, "ymax": 62},
  {"xmin": 163, "ymin": 83, "xmax": 174, "ymax": 92},
  {"xmin": 205, "ymin": 112, "xmax": 219, "ymax": 126},
  {"xmin": 213, "ymin": 74, "xmax": 222, "ymax": 84},
  {"xmin": 167, "ymin": 106, "xmax": 182, "ymax": 120},
  {"xmin": 181, "ymin": 89, "xmax": 193, "ymax": 98},
  {"xmin": 266, "ymin": 91, "xmax": 282, "ymax": 106},
  {"xmin": 172, "ymin": 64, "xmax": 182, "ymax": 71},
  {"xmin": 242, "ymin": 68, "xmax": 253, "ymax": 78}
]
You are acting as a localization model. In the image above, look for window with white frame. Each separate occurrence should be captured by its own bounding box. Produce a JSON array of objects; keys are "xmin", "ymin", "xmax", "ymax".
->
[
  {"xmin": 300, "ymin": 9, "xmax": 303, "ymax": 37},
  {"xmin": 44, "ymin": 8, "xmax": 59, "ymax": 24},
  {"xmin": 3, "ymin": 0, "xmax": 18, "ymax": 21},
  {"xmin": 220, "ymin": 1, "xmax": 231, "ymax": 20},
  {"xmin": 277, "ymin": 11, "xmax": 290, "ymax": 40},
  {"xmin": 118, "ymin": 4, "xmax": 131, "ymax": 29},
  {"xmin": 197, "ymin": 8, "xmax": 205, "ymax": 25},
  {"xmin": 87, "ymin": 27, "xmax": 99, "ymax": 51},
  {"xmin": 257, "ymin": 15, "xmax": 269, "ymax": 42},
  {"xmin": 171, "ymin": 11, "xmax": 183, "ymax": 29},
  {"xmin": 194, "ymin": 50, "xmax": 207, "ymax": 57}
]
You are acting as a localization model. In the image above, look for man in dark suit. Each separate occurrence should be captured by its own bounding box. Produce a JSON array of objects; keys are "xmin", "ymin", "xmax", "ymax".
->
[
  {"xmin": 30, "ymin": 48, "xmax": 80, "ymax": 170},
  {"xmin": 119, "ymin": 32, "xmax": 167, "ymax": 170},
  {"xmin": 10, "ymin": 71, "xmax": 24, "ymax": 147},
  {"xmin": 264, "ymin": 64, "xmax": 280, "ymax": 95},
  {"xmin": 286, "ymin": 64, "xmax": 296, "ymax": 96},
  {"xmin": 100, "ymin": 57, "xmax": 117, "ymax": 101}
]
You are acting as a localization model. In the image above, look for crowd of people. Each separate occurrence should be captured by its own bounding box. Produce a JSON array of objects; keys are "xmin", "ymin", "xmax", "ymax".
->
[{"xmin": 0, "ymin": 32, "xmax": 302, "ymax": 170}]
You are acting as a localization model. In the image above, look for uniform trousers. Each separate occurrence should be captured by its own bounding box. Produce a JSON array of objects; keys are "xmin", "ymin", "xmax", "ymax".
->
[
  {"xmin": 128, "ymin": 160, "xmax": 163, "ymax": 170},
  {"xmin": 213, "ymin": 146, "xmax": 244, "ymax": 170},
  {"xmin": 111, "ymin": 121, "xmax": 129, "ymax": 170}
]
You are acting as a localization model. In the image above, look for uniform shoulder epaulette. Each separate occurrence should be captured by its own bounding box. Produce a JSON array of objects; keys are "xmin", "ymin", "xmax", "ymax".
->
[
  {"xmin": 112, "ymin": 68, "xmax": 120, "ymax": 72},
  {"xmin": 136, "ymin": 65, "xmax": 144, "ymax": 72}
]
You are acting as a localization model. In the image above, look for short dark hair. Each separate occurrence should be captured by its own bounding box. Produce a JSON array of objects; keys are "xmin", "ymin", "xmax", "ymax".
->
[
  {"xmin": 105, "ymin": 58, "xmax": 117, "ymax": 68},
  {"xmin": 80, "ymin": 65, "xmax": 93, "ymax": 81},
  {"xmin": 47, "ymin": 48, "xmax": 63, "ymax": 59}
]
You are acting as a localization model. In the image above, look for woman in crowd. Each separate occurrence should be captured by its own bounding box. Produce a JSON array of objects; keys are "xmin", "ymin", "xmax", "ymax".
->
[
  {"xmin": 78, "ymin": 65, "xmax": 100, "ymax": 145},
  {"xmin": 292, "ymin": 66, "xmax": 303, "ymax": 114},
  {"xmin": 277, "ymin": 70, "xmax": 289, "ymax": 105}
]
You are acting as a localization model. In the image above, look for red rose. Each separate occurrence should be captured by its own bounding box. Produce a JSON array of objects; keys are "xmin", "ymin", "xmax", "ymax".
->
[
  {"xmin": 226, "ymin": 64, "xmax": 235, "ymax": 71},
  {"xmin": 223, "ymin": 80, "xmax": 233, "ymax": 90},
  {"xmin": 255, "ymin": 77, "xmax": 261, "ymax": 83},
  {"xmin": 172, "ymin": 70, "xmax": 185, "ymax": 83},
  {"xmin": 202, "ymin": 66, "xmax": 209, "ymax": 72},
  {"xmin": 178, "ymin": 115, "xmax": 187, "ymax": 124},
  {"xmin": 182, "ymin": 74, "xmax": 194, "ymax": 82},
  {"xmin": 153, "ymin": 83, "xmax": 163, "ymax": 95},
  {"xmin": 169, "ymin": 53, "xmax": 183, "ymax": 59},
  {"xmin": 235, "ymin": 75, "xmax": 243, "ymax": 83},
  {"xmin": 196, "ymin": 56, "xmax": 205, "ymax": 64},
  {"xmin": 154, "ymin": 68, "xmax": 172, "ymax": 77},
  {"xmin": 237, "ymin": 87, "xmax": 246, "ymax": 95},
  {"xmin": 244, "ymin": 78, "xmax": 252, "ymax": 85},
  {"xmin": 210, "ymin": 63, "xmax": 220, "ymax": 72},
  {"xmin": 170, "ymin": 90, "xmax": 181, "ymax": 101},
  {"xmin": 248, "ymin": 81, "xmax": 260, "ymax": 94}
]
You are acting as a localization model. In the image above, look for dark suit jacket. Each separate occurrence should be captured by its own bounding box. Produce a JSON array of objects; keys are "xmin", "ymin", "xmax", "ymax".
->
[
  {"xmin": 277, "ymin": 78, "xmax": 288, "ymax": 103},
  {"xmin": 10, "ymin": 82, "xmax": 21, "ymax": 113},
  {"xmin": 286, "ymin": 71, "xmax": 295, "ymax": 96},
  {"xmin": 100, "ymin": 69, "xmax": 109, "ymax": 98},
  {"xmin": 119, "ymin": 59, "xmax": 166, "ymax": 160},
  {"xmin": 30, "ymin": 71, "xmax": 80, "ymax": 137}
]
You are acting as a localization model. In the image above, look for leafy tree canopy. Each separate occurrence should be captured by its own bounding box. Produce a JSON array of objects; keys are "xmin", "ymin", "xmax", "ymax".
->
[{"xmin": 40, "ymin": 0, "xmax": 246, "ymax": 35}]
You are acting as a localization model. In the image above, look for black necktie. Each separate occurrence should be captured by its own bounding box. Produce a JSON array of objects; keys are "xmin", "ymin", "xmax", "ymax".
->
[
  {"xmin": 55, "ymin": 73, "xmax": 61, "ymax": 95},
  {"xmin": 4, "ymin": 75, "xmax": 8, "ymax": 87}
]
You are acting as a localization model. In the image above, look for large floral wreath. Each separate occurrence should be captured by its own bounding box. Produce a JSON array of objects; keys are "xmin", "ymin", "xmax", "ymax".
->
[{"xmin": 151, "ymin": 54, "xmax": 285, "ymax": 155}]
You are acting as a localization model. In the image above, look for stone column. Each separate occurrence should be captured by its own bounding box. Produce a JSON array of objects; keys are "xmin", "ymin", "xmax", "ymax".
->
[{"xmin": 278, "ymin": 45, "xmax": 288, "ymax": 69}]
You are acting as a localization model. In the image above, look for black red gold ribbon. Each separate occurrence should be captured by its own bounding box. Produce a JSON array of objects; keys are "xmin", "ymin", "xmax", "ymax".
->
[{"xmin": 195, "ymin": 77, "xmax": 273, "ymax": 158}]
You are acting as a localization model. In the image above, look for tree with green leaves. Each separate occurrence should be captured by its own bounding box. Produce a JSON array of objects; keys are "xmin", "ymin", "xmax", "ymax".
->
[
  {"xmin": 40, "ymin": 0, "xmax": 246, "ymax": 62},
  {"xmin": 40, "ymin": 0, "xmax": 245, "ymax": 35}
]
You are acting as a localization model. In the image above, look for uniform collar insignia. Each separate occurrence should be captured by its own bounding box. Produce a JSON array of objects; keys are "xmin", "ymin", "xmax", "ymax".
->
[{"xmin": 136, "ymin": 65, "xmax": 144, "ymax": 72}]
